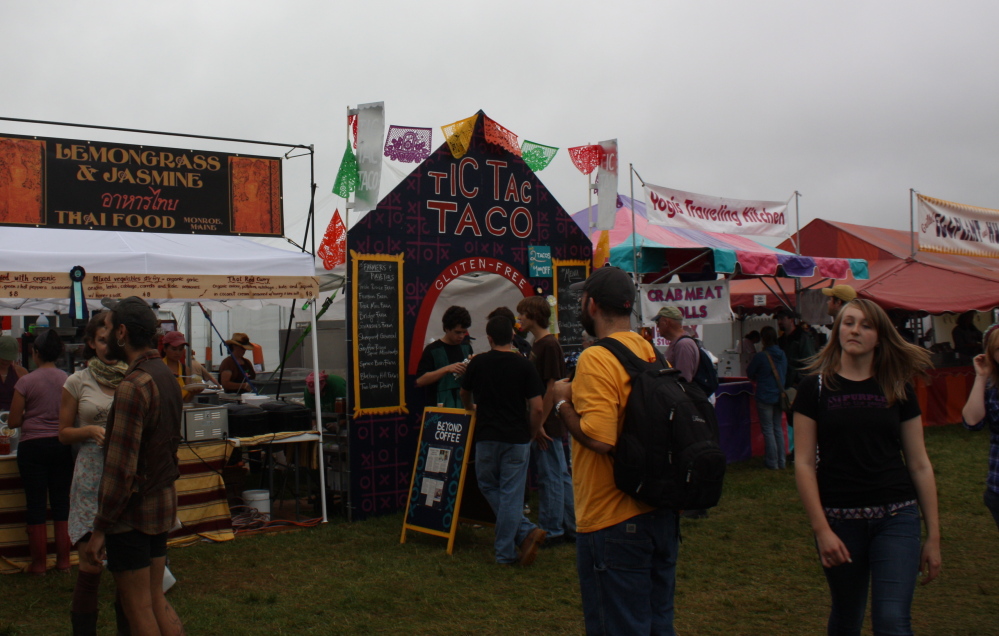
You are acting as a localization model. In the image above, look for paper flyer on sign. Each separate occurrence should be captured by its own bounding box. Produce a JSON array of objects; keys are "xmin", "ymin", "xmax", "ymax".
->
[
  {"xmin": 917, "ymin": 194, "xmax": 999, "ymax": 259},
  {"xmin": 420, "ymin": 477, "xmax": 444, "ymax": 506},
  {"xmin": 354, "ymin": 101, "xmax": 385, "ymax": 213},
  {"xmin": 425, "ymin": 447, "xmax": 451, "ymax": 474},
  {"xmin": 645, "ymin": 183, "xmax": 789, "ymax": 237}
]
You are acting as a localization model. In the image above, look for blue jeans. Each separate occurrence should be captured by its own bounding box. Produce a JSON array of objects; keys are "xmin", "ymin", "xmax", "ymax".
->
[
  {"xmin": 576, "ymin": 509, "xmax": 679, "ymax": 635},
  {"xmin": 821, "ymin": 504, "xmax": 922, "ymax": 635},
  {"xmin": 533, "ymin": 437, "xmax": 576, "ymax": 539},
  {"xmin": 984, "ymin": 488, "xmax": 999, "ymax": 532},
  {"xmin": 475, "ymin": 441, "xmax": 538, "ymax": 564},
  {"xmin": 756, "ymin": 401, "xmax": 786, "ymax": 469}
]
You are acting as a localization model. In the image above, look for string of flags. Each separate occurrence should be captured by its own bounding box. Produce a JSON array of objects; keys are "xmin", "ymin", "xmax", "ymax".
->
[{"xmin": 332, "ymin": 112, "xmax": 616, "ymax": 196}]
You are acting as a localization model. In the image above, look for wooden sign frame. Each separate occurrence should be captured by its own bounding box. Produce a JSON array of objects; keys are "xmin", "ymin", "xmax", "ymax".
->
[
  {"xmin": 400, "ymin": 407, "xmax": 476, "ymax": 554},
  {"xmin": 350, "ymin": 251, "xmax": 406, "ymax": 417}
]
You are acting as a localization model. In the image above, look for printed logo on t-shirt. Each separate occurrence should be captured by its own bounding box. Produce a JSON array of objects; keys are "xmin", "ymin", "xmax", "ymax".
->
[
  {"xmin": 826, "ymin": 393, "xmax": 887, "ymax": 410},
  {"xmin": 94, "ymin": 404, "xmax": 110, "ymax": 423}
]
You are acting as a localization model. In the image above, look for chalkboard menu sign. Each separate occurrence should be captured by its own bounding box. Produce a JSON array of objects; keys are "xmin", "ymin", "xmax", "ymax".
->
[
  {"xmin": 401, "ymin": 407, "xmax": 476, "ymax": 554},
  {"xmin": 351, "ymin": 251, "xmax": 407, "ymax": 417},
  {"xmin": 553, "ymin": 260, "xmax": 590, "ymax": 359}
]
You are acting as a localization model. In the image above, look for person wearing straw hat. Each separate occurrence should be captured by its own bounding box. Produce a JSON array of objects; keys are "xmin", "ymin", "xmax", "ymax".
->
[
  {"xmin": 219, "ymin": 332, "xmax": 257, "ymax": 394},
  {"xmin": 822, "ymin": 284, "xmax": 857, "ymax": 318}
]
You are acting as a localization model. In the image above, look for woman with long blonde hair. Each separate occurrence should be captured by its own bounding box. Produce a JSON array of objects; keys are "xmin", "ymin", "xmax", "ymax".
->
[
  {"xmin": 961, "ymin": 323, "xmax": 999, "ymax": 531},
  {"xmin": 792, "ymin": 299, "xmax": 941, "ymax": 635}
]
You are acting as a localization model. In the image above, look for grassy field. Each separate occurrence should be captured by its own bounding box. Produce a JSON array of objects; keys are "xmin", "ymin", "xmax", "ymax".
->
[{"xmin": 3, "ymin": 425, "xmax": 996, "ymax": 635}]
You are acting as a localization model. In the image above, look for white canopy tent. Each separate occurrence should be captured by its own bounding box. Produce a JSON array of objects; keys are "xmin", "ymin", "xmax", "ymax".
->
[
  {"xmin": 0, "ymin": 227, "xmax": 316, "ymax": 312},
  {"xmin": 0, "ymin": 226, "xmax": 329, "ymax": 521}
]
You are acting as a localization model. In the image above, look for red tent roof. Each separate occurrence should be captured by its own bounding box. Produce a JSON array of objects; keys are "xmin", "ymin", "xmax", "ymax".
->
[{"xmin": 731, "ymin": 219, "xmax": 999, "ymax": 314}]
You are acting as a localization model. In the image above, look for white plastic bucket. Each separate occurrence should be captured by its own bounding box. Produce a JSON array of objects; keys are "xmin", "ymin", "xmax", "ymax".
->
[{"xmin": 242, "ymin": 489, "xmax": 271, "ymax": 518}]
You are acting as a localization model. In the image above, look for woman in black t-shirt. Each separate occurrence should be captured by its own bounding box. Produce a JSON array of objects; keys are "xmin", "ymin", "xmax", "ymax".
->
[{"xmin": 793, "ymin": 299, "xmax": 940, "ymax": 635}]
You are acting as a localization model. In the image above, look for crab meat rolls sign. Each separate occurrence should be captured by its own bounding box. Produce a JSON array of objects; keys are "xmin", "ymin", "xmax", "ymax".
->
[{"xmin": 0, "ymin": 133, "xmax": 283, "ymax": 236}]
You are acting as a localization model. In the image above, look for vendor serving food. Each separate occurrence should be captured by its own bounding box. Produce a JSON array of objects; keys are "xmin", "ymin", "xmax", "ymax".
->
[
  {"xmin": 219, "ymin": 332, "xmax": 257, "ymax": 394},
  {"xmin": 161, "ymin": 331, "xmax": 216, "ymax": 402}
]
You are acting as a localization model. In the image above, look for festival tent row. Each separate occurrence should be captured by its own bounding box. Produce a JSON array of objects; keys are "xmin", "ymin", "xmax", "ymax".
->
[
  {"xmin": 728, "ymin": 219, "xmax": 999, "ymax": 315},
  {"xmin": 0, "ymin": 227, "xmax": 318, "ymax": 313},
  {"xmin": 570, "ymin": 197, "xmax": 867, "ymax": 317}
]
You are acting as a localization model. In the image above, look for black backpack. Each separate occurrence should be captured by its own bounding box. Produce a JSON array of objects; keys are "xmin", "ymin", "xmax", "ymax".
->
[
  {"xmin": 597, "ymin": 338, "xmax": 726, "ymax": 511},
  {"xmin": 675, "ymin": 335, "xmax": 719, "ymax": 397}
]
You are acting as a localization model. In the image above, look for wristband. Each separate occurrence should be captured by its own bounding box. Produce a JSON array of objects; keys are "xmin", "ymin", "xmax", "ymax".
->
[{"xmin": 554, "ymin": 399, "xmax": 569, "ymax": 418}]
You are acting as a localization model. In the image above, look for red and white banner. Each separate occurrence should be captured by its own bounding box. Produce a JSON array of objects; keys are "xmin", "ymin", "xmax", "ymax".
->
[
  {"xmin": 917, "ymin": 194, "xmax": 999, "ymax": 259},
  {"xmin": 645, "ymin": 183, "xmax": 790, "ymax": 237}
]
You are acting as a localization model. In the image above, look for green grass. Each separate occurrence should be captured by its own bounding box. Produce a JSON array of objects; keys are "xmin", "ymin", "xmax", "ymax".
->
[{"xmin": 3, "ymin": 425, "xmax": 996, "ymax": 635}]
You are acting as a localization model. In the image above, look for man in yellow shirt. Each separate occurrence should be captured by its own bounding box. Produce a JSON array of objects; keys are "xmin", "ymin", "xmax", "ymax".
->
[{"xmin": 552, "ymin": 266, "xmax": 679, "ymax": 635}]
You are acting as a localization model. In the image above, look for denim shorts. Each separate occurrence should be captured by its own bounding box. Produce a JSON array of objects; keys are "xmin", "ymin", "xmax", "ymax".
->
[{"xmin": 105, "ymin": 529, "xmax": 168, "ymax": 573}]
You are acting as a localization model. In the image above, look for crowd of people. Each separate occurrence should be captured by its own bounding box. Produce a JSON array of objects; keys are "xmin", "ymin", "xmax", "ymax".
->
[
  {"xmin": 423, "ymin": 268, "xmax": 999, "ymax": 636},
  {"xmin": 3, "ymin": 299, "xmax": 268, "ymax": 635},
  {"xmin": 6, "ymin": 271, "xmax": 997, "ymax": 635}
]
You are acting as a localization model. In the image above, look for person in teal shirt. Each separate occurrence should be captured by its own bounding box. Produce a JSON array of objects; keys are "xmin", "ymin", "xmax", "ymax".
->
[{"xmin": 415, "ymin": 306, "xmax": 473, "ymax": 408}]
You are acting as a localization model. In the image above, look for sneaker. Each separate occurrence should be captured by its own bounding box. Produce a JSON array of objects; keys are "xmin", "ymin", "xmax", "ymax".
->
[{"xmin": 518, "ymin": 528, "xmax": 546, "ymax": 565}]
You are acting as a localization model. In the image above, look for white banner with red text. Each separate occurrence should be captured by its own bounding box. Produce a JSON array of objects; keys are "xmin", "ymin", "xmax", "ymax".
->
[
  {"xmin": 917, "ymin": 193, "xmax": 999, "ymax": 259},
  {"xmin": 639, "ymin": 280, "xmax": 732, "ymax": 326},
  {"xmin": 644, "ymin": 183, "xmax": 790, "ymax": 237}
]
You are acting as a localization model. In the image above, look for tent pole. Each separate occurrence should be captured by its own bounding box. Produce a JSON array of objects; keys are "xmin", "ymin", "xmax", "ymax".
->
[
  {"xmin": 0, "ymin": 116, "xmax": 308, "ymax": 151},
  {"xmin": 794, "ymin": 191, "xmax": 801, "ymax": 315},
  {"xmin": 309, "ymin": 147, "xmax": 317, "ymax": 259},
  {"xmin": 630, "ymin": 164, "xmax": 638, "ymax": 308},
  {"xmin": 205, "ymin": 309, "xmax": 213, "ymax": 372},
  {"xmin": 587, "ymin": 174, "xmax": 593, "ymax": 236},
  {"xmin": 184, "ymin": 303, "xmax": 192, "ymax": 377},
  {"xmin": 910, "ymin": 188, "xmax": 916, "ymax": 258},
  {"xmin": 762, "ymin": 277, "xmax": 796, "ymax": 311},
  {"xmin": 309, "ymin": 299, "xmax": 328, "ymax": 523}
]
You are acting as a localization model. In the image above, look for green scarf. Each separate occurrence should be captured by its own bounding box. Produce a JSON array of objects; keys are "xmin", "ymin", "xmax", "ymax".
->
[{"xmin": 88, "ymin": 357, "xmax": 128, "ymax": 389}]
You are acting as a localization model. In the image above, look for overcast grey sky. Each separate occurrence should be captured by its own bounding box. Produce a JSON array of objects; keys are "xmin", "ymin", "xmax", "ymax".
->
[{"xmin": 3, "ymin": 0, "xmax": 997, "ymax": 250}]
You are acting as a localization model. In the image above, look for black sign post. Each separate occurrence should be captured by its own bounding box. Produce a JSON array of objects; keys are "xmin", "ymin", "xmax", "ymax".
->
[
  {"xmin": 401, "ymin": 407, "xmax": 476, "ymax": 554},
  {"xmin": 553, "ymin": 260, "xmax": 590, "ymax": 361}
]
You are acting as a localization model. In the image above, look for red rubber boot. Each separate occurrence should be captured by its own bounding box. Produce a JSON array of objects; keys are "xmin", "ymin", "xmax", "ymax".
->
[
  {"xmin": 55, "ymin": 520, "xmax": 72, "ymax": 571},
  {"xmin": 25, "ymin": 524, "xmax": 48, "ymax": 575}
]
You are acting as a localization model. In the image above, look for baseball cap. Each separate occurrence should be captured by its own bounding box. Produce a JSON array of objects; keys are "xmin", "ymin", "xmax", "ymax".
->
[
  {"xmin": 569, "ymin": 266, "xmax": 634, "ymax": 311},
  {"xmin": 102, "ymin": 296, "xmax": 157, "ymax": 336},
  {"xmin": 162, "ymin": 331, "xmax": 188, "ymax": 348},
  {"xmin": 656, "ymin": 306, "xmax": 683, "ymax": 321},
  {"xmin": 0, "ymin": 336, "xmax": 18, "ymax": 362},
  {"xmin": 821, "ymin": 285, "xmax": 857, "ymax": 303}
]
